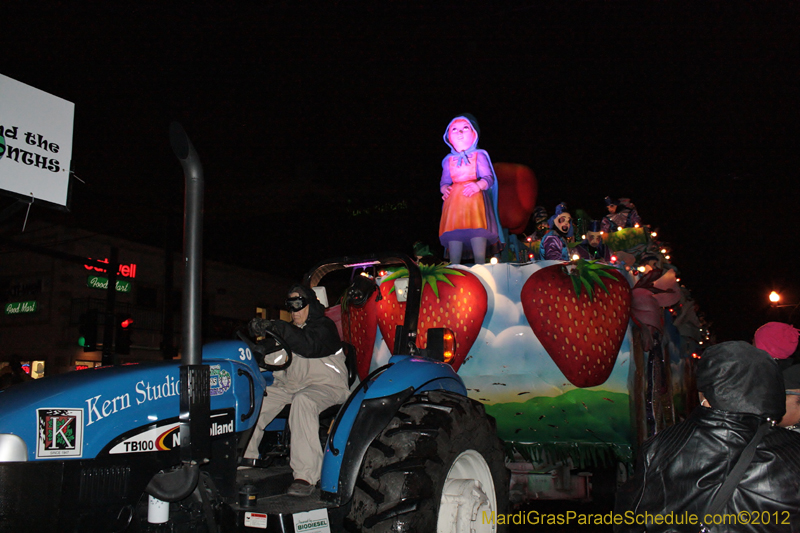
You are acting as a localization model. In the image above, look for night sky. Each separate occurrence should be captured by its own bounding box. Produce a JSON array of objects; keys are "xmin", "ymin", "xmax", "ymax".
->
[{"xmin": 2, "ymin": 2, "xmax": 799, "ymax": 341}]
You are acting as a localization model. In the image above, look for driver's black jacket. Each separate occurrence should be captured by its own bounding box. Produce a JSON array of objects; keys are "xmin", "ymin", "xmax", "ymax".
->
[
  {"xmin": 269, "ymin": 285, "xmax": 341, "ymax": 359},
  {"xmin": 614, "ymin": 341, "xmax": 800, "ymax": 532}
]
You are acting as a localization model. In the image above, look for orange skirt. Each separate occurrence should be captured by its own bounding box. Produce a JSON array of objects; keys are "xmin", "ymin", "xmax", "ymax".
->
[{"xmin": 439, "ymin": 181, "xmax": 488, "ymax": 238}]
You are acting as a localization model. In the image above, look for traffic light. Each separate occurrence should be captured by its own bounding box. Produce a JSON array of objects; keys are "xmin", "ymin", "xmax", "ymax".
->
[
  {"xmin": 115, "ymin": 314, "xmax": 134, "ymax": 355},
  {"xmin": 78, "ymin": 309, "xmax": 99, "ymax": 352}
]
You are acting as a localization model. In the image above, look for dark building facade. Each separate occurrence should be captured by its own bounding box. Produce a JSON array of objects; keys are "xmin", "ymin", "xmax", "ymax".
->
[{"xmin": 1, "ymin": 222, "xmax": 291, "ymax": 376}]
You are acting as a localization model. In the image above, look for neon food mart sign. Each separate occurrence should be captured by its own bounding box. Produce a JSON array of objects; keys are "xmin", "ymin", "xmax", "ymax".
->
[
  {"xmin": 84, "ymin": 258, "xmax": 137, "ymax": 279},
  {"xmin": 86, "ymin": 276, "xmax": 132, "ymax": 293},
  {"xmin": 4, "ymin": 301, "xmax": 37, "ymax": 315}
]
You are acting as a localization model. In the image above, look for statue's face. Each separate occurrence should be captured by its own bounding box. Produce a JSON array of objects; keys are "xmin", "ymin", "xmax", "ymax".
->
[
  {"xmin": 587, "ymin": 231, "xmax": 602, "ymax": 247},
  {"xmin": 448, "ymin": 119, "xmax": 476, "ymax": 152}
]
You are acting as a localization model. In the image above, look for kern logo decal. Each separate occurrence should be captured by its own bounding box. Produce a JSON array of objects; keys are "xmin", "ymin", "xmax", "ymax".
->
[
  {"xmin": 109, "ymin": 412, "xmax": 235, "ymax": 454},
  {"xmin": 36, "ymin": 408, "xmax": 84, "ymax": 459}
]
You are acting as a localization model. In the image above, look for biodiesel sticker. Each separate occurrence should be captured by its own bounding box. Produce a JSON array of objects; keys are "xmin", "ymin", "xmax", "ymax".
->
[
  {"xmin": 210, "ymin": 364, "xmax": 232, "ymax": 396},
  {"xmin": 36, "ymin": 408, "xmax": 84, "ymax": 459},
  {"xmin": 293, "ymin": 509, "xmax": 331, "ymax": 533}
]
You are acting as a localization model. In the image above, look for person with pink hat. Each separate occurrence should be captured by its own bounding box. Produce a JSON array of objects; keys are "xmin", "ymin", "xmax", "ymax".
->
[{"xmin": 754, "ymin": 321, "xmax": 799, "ymax": 370}]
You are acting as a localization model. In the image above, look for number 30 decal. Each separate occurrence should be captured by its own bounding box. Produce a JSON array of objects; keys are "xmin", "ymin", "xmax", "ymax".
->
[{"xmin": 238, "ymin": 347, "xmax": 252, "ymax": 361}]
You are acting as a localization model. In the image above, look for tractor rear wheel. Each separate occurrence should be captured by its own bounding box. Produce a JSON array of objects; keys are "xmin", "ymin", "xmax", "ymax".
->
[{"xmin": 345, "ymin": 390, "xmax": 508, "ymax": 532}]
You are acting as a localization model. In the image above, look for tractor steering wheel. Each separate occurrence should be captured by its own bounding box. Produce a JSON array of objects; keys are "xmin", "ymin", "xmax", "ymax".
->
[{"xmin": 236, "ymin": 326, "xmax": 294, "ymax": 372}]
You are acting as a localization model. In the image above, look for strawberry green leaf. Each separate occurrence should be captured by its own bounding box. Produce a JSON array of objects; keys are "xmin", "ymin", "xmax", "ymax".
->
[
  {"xmin": 580, "ymin": 276, "xmax": 594, "ymax": 299},
  {"xmin": 571, "ymin": 274, "xmax": 582, "ymax": 296},
  {"xmin": 584, "ymin": 270, "xmax": 610, "ymax": 295},
  {"xmin": 382, "ymin": 268, "xmax": 409, "ymax": 284},
  {"xmin": 565, "ymin": 259, "xmax": 623, "ymax": 298},
  {"xmin": 380, "ymin": 263, "xmax": 464, "ymax": 299}
]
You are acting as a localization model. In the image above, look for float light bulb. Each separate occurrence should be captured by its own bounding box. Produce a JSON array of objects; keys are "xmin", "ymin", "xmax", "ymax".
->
[{"xmin": 769, "ymin": 291, "xmax": 781, "ymax": 303}]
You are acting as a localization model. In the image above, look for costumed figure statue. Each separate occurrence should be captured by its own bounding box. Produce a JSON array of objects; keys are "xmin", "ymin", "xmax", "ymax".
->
[
  {"xmin": 438, "ymin": 114, "xmax": 502, "ymax": 265},
  {"xmin": 576, "ymin": 220, "xmax": 611, "ymax": 261},
  {"xmin": 601, "ymin": 196, "xmax": 642, "ymax": 233},
  {"xmin": 538, "ymin": 202, "xmax": 573, "ymax": 261},
  {"xmin": 529, "ymin": 205, "xmax": 550, "ymax": 241}
]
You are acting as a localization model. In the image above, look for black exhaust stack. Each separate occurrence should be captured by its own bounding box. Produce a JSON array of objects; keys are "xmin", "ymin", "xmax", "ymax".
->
[
  {"xmin": 170, "ymin": 122, "xmax": 211, "ymax": 465},
  {"xmin": 145, "ymin": 123, "xmax": 210, "ymax": 501}
]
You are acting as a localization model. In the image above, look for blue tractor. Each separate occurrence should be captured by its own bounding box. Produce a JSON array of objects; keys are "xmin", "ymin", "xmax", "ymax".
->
[{"xmin": 0, "ymin": 124, "xmax": 508, "ymax": 532}]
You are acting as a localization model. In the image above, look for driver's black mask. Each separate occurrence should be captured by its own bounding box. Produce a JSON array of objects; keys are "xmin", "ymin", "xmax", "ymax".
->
[{"xmin": 285, "ymin": 296, "xmax": 309, "ymax": 312}]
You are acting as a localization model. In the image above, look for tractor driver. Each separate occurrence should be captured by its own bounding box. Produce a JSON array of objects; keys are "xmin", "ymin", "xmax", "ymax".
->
[{"xmin": 243, "ymin": 285, "xmax": 349, "ymax": 497}]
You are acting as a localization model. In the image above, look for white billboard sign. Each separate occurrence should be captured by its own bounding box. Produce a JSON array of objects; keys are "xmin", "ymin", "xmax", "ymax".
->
[{"xmin": 0, "ymin": 73, "xmax": 74, "ymax": 209}]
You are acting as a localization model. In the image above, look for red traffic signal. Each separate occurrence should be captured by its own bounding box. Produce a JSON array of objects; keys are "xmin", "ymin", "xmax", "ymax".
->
[{"xmin": 116, "ymin": 314, "xmax": 133, "ymax": 354}]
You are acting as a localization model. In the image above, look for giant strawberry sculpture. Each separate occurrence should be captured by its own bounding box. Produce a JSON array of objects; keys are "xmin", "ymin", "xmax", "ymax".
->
[
  {"xmin": 521, "ymin": 260, "xmax": 632, "ymax": 388},
  {"xmin": 494, "ymin": 162, "xmax": 538, "ymax": 234},
  {"xmin": 376, "ymin": 264, "xmax": 487, "ymax": 371},
  {"xmin": 341, "ymin": 291, "xmax": 379, "ymax": 381}
]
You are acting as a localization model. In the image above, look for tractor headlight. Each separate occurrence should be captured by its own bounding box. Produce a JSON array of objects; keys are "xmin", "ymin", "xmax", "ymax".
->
[{"xmin": 0, "ymin": 434, "xmax": 28, "ymax": 462}]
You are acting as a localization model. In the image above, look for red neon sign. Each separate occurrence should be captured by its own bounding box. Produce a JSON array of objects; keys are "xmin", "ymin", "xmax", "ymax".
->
[{"xmin": 84, "ymin": 258, "xmax": 137, "ymax": 279}]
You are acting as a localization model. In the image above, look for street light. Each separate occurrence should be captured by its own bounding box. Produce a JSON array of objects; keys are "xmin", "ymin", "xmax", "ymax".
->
[
  {"xmin": 769, "ymin": 291, "xmax": 797, "ymax": 307},
  {"xmin": 769, "ymin": 291, "xmax": 800, "ymax": 321}
]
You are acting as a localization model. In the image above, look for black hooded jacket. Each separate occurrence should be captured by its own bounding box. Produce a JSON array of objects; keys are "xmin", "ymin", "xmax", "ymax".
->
[
  {"xmin": 614, "ymin": 341, "xmax": 800, "ymax": 532},
  {"xmin": 269, "ymin": 285, "xmax": 342, "ymax": 359}
]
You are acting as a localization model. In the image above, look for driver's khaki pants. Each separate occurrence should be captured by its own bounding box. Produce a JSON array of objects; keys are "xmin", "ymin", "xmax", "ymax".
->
[{"xmin": 244, "ymin": 383, "xmax": 348, "ymax": 484}]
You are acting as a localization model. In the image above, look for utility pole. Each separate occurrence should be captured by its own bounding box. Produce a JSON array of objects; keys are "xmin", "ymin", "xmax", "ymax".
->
[{"xmin": 101, "ymin": 247, "xmax": 119, "ymax": 366}]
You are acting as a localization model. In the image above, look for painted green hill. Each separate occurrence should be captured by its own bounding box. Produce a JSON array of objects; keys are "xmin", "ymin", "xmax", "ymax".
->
[{"xmin": 484, "ymin": 389, "xmax": 632, "ymax": 467}]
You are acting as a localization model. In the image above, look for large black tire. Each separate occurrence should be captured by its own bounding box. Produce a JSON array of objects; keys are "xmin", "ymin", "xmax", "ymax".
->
[{"xmin": 345, "ymin": 390, "xmax": 509, "ymax": 533}]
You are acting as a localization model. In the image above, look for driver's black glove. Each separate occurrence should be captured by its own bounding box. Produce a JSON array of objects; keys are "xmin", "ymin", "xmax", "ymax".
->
[{"xmin": 248, "ymin": 317, "xmax": 274, "ymax": 337}]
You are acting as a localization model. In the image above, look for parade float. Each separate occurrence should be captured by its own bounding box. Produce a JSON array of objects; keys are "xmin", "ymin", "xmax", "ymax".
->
[
  {"xmin": 334, "ymin": 118, "xmax": 706, "ymax": 503},
  {"xmin": 337, "ymin": 241, "xmax": 703, "ymax": 504}
]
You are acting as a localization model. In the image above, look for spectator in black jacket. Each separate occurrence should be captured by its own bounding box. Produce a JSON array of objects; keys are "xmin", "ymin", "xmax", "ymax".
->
[{"xmin": 615, "ymin": 341, "xmax": 800, "ymax": 532}]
